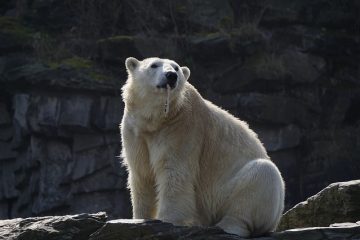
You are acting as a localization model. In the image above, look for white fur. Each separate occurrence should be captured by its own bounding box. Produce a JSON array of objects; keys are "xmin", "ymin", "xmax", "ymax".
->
[{"xmin": 120, "ymin": 57, "xmax": 285, "ymax": 238}]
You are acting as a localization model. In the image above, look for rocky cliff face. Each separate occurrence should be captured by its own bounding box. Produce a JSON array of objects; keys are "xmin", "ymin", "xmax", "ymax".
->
[{"xmin": 0, "ymin": 0, "xmax": 360, "ymax": 219}]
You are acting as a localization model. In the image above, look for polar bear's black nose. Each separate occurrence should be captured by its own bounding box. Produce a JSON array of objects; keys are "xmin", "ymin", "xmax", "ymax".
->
[
  {"xmin": 166, "ymin": 72, "xmax": 177, "ymax": 81},
  {"xmin": 165, "ymin": 72, "xmax": 177, "ymax": 88}
]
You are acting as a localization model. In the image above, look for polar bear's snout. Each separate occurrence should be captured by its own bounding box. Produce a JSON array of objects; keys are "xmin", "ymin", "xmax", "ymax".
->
[
  {"xmin": 165, "ymin": 71, "xmax": 177, "ymax": 88},
  {"xmin": 157, "ymin": 71, "xmax": 178, "ymax": 89}
]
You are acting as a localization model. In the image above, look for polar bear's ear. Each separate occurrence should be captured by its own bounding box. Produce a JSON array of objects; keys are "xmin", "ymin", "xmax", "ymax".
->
[
  {"xmin": 181, "ymin": 66, "xmax": 190, "ymax": 81},
  {"xmin": 125, "ymin": 57, "xmax": 140, "ymax": 72}
]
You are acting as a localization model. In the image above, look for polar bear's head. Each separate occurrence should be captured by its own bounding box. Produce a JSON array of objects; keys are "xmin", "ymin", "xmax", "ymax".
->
[{"xmin": 125, "ymin": 57, "xmax": 190, "ymax": 94}]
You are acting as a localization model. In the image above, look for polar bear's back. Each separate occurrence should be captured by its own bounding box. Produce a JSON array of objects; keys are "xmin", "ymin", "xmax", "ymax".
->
[{"xmin": 182, "ymin": 83, "xmax": 268, "ymax": 166}]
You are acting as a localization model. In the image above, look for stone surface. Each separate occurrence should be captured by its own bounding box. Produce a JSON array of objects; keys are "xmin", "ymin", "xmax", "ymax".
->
[
  {"xmin": 97, "ymin": 36, "xmax": 140, "ymax": 64},
  {"xmin": 36, "ymin": 95, "xmax": 60, "ymax": 128},
  {"xmin": 58, "ymin": 95, "xmax": 93, "ymax": 129},
  {"xmin": 0, "ymin": 160, "xmax": 18, "ymax": 199},
  {"xmin": 0, "ymin": 141, "xmax": 17, "ymax": 160},
  {"xmin": 278, "ymin": 180, "xmax": 360, "ymax": 231},
  {"xmin": 71, "ymin": 144, "xmax": 119, "ymax": 180},
  {"xmin": 73, "ymin": 133, "xmax": 106, "ymax": 153},
  {"xmin": 1, "ymin": 61, "xmax": 121, "ymax": 93},
  {"xmin": 185, "ymin": 0, "xmax": 233, "ymax": 31},
  {"xmin": 70, "ymin": 166, "xmax": 126, "ymax": 194},
  {"xmin": 70, "ymin": 191, "xmax": 131, "ymax": 220},
  {"xmin": 0, "ymin": 126, "xmax": 13, "ymax": 141},
  {"xmin": 0, "ymin": 201, "xmax": 8, "ymax": 219},
  {"xmin": 12, "ymin": 94, "xmax": 30, "ymax": 132},
  {"xmin": 281, "ymin": 50, "xmax": 325, "ymax": 84},
  {"xmin": 237, "ymin": 93, "xmax": 318, "ymax": 127},
  {"xmin": 92, "ymin": 96, "xmax": 124, "ymax": 130},
  {"xmin": 0, "ymin": 103, "xmax": 11, "ymax": 126},
  {"xmin": 273, "ymin": 223, "xmax": 360, "ymax": 240},
  {"xmin": 0, "ymin": 213, "xmax": 360, "ymax": 240},
  {"xmin": 31, "ymin": 138, "xmax": 72, "ymax": 215},
  {"xmin": 0, "ymin": 212, "xmax": 107, "ymax": 240},
  {"xmin": 256, "ymin": 125, "xmax": 302, "ymax": 152}
]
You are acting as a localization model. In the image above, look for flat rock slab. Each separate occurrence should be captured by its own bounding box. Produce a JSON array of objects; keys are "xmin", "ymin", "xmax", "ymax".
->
[
  {"xmin": 1, "ymin": 213, "xmax": 359, "ymax": 240},
  {"xmin": 0, "ymin": 212, "xmax": 107, "ymax": 240}
]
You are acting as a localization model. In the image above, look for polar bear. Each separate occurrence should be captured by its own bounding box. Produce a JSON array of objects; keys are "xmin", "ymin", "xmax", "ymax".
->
[{"xmin": 120, "ymin": 57, "xmax": 285, "ymax": 237}]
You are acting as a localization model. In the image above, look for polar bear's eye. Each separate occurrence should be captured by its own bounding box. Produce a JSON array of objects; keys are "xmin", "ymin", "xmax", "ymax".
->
[
  {"xmin": 151, "ymin": 64, "xmax": 158, "ymax": 68},
  {"xmin": 174, "ymin": 66, "xmax": 179, "ymax": 71}
]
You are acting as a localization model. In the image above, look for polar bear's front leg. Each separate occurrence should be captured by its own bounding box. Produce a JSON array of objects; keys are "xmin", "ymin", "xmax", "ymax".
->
[
  {"xmin": 122, "ymin": 127, "xmax": 156, "ymax": 219},
  {"xmin": 128, "ymin": 172, "xmax": 157, "ymax": 219},
  {"xmin": 155, "ymin": 160, "xmax": 198, "ymax": 226}
]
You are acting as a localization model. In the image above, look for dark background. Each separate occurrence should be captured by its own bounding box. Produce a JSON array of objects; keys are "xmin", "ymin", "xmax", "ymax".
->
[{"xmin": 0, "ymin": 0, "xmax": 359, "ymax": 220}]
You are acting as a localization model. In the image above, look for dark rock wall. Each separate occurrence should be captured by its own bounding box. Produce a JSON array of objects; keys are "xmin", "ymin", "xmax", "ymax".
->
[
  {"xmin": 0, "ymin": 83, "xmax": 131, "ymax": 219},
  {"xmin": 0, "ymin": 0, "xmax": 359, "ymax": 219}
]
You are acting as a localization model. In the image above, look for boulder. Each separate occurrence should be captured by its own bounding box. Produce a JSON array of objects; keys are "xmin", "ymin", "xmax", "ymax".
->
[
  {"xmin": 273, "ymin": 223, "xmax": 360, "ymax": 240},
  {"xmin": 278, "ymin": 180, "xmax": 360, "ymax": 231},
  {"xmin": 0, "ymin": 212, "xmax": 106, "ymax": 240}
]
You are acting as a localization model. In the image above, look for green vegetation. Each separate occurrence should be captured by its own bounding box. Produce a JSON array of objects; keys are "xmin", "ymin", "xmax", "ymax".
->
[
  {"xmin": 62, "ymin": 56, "xmax": 93, "ymax": 69},
  {"xmin": 255, "ymin": 53, "xmax": 287, "ymax": 78},
  {"xmin": 175, "ymin": 4, "xmax": 187, "ymax": 14},
  {"xmin": 48, "ymin": 56, "xmax": 93, "ymax": 69},
  {"xmin": 97, "ymin": 35, "xmax": 134, "ymax": 43},
  {"xmin": 48, "ymin": 56, "xmax": 110, "ymax": 82},
  {"xmin": 219, "ymin": 16, "xmax": 234, "ymax": 31},
  {"xmin": 232, "ymin": 23, "xmax": 263, "ymax": 40},
  {"xmin": 0, "ymin": 16, "xmax": 34, "ymax": 42},
  {"xmin": 88, "ymin": 71, "xmax": 109, "ymax": 82}
]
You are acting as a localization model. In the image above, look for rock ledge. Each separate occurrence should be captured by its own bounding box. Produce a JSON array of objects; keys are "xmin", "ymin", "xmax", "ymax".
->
[{"xmin": 0, "ymin": 213, "xmax": 359, "ymax": 240}]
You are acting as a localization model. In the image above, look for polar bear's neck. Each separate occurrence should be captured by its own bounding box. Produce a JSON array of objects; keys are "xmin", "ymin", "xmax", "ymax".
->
[{"xmin": 122, "ymin": 81, "xmax": 186, "ymax": 131}]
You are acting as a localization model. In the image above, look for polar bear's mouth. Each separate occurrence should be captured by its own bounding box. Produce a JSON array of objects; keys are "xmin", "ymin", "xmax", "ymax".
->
[{"xmin": 157, "ymin": 82, "xmax": 176, "ymax": 89}]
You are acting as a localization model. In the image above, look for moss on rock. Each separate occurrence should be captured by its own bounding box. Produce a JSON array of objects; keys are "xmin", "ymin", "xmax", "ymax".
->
[
  {"xmin": 47, "ymin": 56, "xmax": 110, "ymax": 83},
  {"xmin": 0, "ymin": 16, "xmax": 34, "ymax": 42}
]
